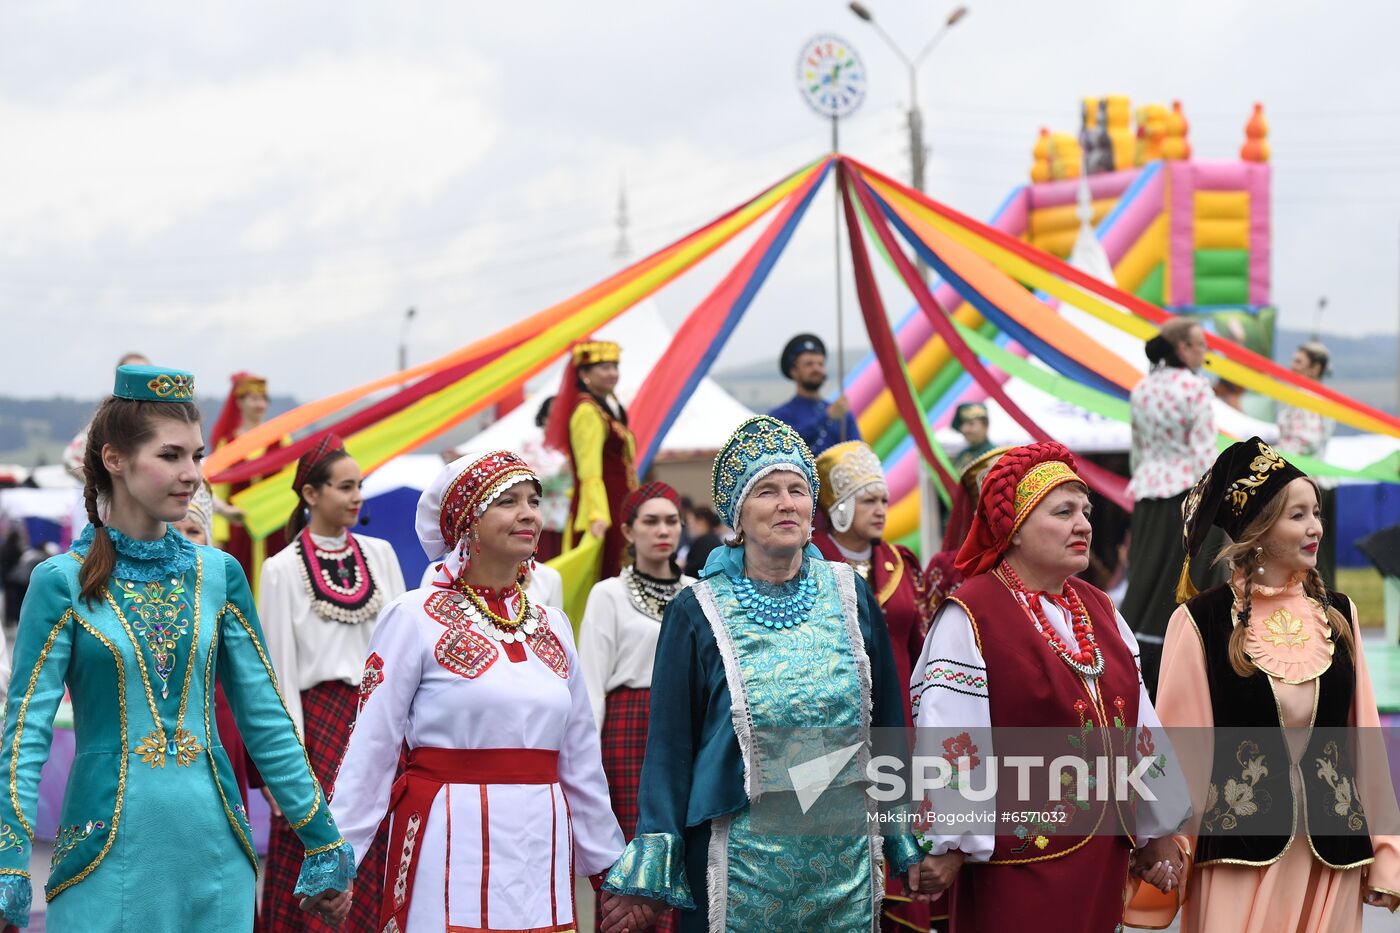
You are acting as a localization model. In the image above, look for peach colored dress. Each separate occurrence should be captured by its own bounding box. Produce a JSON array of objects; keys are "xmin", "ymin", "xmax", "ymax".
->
[{"xmin": 1157, "ymin": 575, "xmax": 1400, "ymax": 932}]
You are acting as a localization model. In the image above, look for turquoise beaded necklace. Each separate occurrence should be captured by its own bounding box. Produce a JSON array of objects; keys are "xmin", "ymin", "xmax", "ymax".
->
[{"xmin": 731, "ymin": 555, "xmax": 817, "ymax": 629}]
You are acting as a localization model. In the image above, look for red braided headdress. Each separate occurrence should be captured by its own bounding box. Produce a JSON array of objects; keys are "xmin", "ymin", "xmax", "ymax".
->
[{"xmin": 954, "ymin": 442, "xmax": 1082, "ymax": 577}]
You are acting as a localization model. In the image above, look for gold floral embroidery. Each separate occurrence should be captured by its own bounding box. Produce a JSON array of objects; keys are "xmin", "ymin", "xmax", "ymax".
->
[
  {"xmin": 119, "ymin": 577, "xmax": 190, "ymax": 700},
  {"xmin": 102, "ymin": 554, "xmax": 203, "ymax": 770},
  {"xmin": 52, "ymin": 821, "xmax": 105, "ymax": 869},
  {"xmin": 1229, "ymin": 440, "xmax": 1287, "ymax": 515},
  {"xmin": 1261, "ymin": 608, "xmax": 1309, "ymax": 649},
  {"xmin": 1315, "ymin": 741, "xmax": 1366, "ymax": 832},
  {"xmin": 1203, "ymin": 740, "xmax": 1271, "ymax": 831},
  {"xmin": 135, "ymin": 727, "xmax": 202, "ymax": 768},
  {"xmin": 145, "ymin": 373, "xmax": 195, "ymax": 400}
]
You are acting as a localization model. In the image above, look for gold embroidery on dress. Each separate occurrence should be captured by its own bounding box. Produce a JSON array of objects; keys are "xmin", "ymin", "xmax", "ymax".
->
[
  {"xmin": 221, "ymin": 602, "xmax": 325, "ymax": 831},
  {"xmin": 135, "ymin": 728, "xmax": 202, "ymax": 768},
  {"xmin": 10, "ymin": 612, "xmax": 74, "ymax": 841},
  {"xmin": 1261, "ymin": 608, "xmax": 1309, "ymax": 649},
  {"xmin": 1314, "ymin": 741, "xmax": 1366, "ymax": 832},
  {"xmin": 1203, "ymin": 740, "xmax": 1271, "ymax": 832},
  {"xmin": 50, "ymin": 616, "xmax": 129, "ymax": 900},
  {"xmin": 102, "ymin": 554, "xmax": 203, "ymax": 769},
  {"xmin": 119, "ymin": 578, "xmax": 190, "ymax": 700},
  {"xmin": 202, "ymin": 620, "xmax": 257, "ymax": 869}
]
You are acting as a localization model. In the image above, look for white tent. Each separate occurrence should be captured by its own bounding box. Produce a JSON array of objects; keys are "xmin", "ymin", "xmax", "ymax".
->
[{"xmin": 464, "ymin": 298, "xmax": 755, "ymax": 457}]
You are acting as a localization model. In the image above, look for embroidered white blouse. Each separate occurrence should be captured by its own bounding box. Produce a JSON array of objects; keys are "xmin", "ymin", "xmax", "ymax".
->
[
  {"xmin": 1128, "ymin": 365, "xmax": 1217, "ymax": 501},
  {"xmin": 911, "ymin": 597, "xmax": 1191, "ymax": 860},
  {"xmin": 330, "ymin": 587, "xmax": 623, "ymax": 931},
  {"xmin": 258, "ymin": 531, "xmax": 406, "ymax": 735},
  {"xmin": 576, "ymin": 574, "xmax": 694, "ymax": 733}
]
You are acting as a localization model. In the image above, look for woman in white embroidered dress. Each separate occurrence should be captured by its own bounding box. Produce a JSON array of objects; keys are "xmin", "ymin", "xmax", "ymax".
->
[
  {"xmin": 330, "ymin": 450, "xmax": 625, "ymax": 933},
  {"xmin": 258, "ymin": 435, "xmax": 405, "ymax": 932},
  {"xmin": 1121, "ymin": 318, "xmax": 1220, "ymax": 695}
]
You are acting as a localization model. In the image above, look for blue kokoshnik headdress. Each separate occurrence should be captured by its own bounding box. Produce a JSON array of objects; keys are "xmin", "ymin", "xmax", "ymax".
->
[{"xmin": 711, "ymin": 415, "xmax": 819, "ymax": 529}]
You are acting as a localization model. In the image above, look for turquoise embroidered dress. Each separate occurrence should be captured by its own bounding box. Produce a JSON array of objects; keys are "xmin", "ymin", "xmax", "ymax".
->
[
  {"xmin": 602, "ymin": 556, "xmax": 923, "ymax": 931},
  {"xmin": 0, "ymin": 526, "xmax": 353, "ymax": 930}
]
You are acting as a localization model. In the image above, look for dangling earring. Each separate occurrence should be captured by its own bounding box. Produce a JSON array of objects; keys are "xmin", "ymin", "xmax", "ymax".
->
[{"xmin": 1254, "ymin": 546, "xmax": 1266, "ymax": 575}]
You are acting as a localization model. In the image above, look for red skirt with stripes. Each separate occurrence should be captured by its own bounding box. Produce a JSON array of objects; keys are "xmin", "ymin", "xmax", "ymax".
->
[{"xmin": 262, "ymin": 680, "xmax": 389, "ymax": 933}]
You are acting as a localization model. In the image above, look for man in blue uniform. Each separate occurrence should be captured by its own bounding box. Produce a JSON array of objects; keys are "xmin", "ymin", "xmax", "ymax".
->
[{"xmin": 767, "ymin": 333, "xmax": 860, "ymax": 456}]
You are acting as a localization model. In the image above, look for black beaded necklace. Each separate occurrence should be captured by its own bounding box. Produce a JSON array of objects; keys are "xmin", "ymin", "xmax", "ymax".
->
[{"xmin": 622, "ymin": 565, "xmax": 684, "ymax": 621}]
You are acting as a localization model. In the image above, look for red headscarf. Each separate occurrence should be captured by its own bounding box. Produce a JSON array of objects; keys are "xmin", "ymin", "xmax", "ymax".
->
[
  {"xmin": 542, "ymin": 354, "xmax": 582, "ymax": 454},
  {"xmin": 620, "ymin": 482, "xmax": 681, "ymax": 526},
  {"xmin": 954, "ymin": 441, "xmax": 1084, "ymax": 578},
  {"xmin": 209, "ymin": 371, "xmax": 268, "ymax": 451}
]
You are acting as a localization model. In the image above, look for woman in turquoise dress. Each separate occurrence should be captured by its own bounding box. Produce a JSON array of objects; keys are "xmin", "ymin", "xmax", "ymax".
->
[
  {"xmin": 0, "ymin": 365, "xmax": 353, "ymax": 931},
  {"xmin": 599, "ymin": 416, "xmax": 936, "ymax": 932}
]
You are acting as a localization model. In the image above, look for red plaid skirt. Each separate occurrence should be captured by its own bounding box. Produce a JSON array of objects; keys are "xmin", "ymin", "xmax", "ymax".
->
[
  {"xmin": 262, "ymin": 680, "xmax": 389, "ymax": 933},
  {"xmin": 600, "ymin": 686, "xmax": 650, "ymax": 841},
  {"xmin": 596, "ymin": 687, "xmax": 676, "ymax": 933}
]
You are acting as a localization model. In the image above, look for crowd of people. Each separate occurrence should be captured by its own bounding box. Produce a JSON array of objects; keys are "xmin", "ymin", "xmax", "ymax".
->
[{"xmin": 0, "ymin": 325, "xmax": 1395, "ymax": 933}]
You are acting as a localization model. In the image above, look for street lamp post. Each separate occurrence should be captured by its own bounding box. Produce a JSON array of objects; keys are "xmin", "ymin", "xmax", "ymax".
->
[
  {"xmin": 398, "ymin": 306, "xmax": 417, "ymax": 372},
  {"xmin": 849, "ymin": 3, "xmax": 967, "ymax": 201},
  {"xmin": 850, "ymin": 2, "xmax": 968, "ymax": 560}
]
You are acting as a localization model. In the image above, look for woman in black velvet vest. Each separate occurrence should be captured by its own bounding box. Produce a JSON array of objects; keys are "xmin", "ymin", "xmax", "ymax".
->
[{"xmin": 1155, "ymin": 437, "xmax": 1399, "ymax": 930}]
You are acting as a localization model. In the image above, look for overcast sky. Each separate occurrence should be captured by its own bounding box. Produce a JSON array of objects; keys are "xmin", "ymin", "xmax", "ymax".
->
[{"xmin": 3, "ymin": 0, "xmax": 1397, "ymax": 403}]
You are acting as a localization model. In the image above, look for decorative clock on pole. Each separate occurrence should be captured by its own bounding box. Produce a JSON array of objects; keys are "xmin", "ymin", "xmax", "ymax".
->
[
  {"xmin": 796, "ymin": 33, "xmax": 866, "ymax": 438},
  {"xmin": 797, "ymin": 34, "xmax": 866, "ymax": 148}
]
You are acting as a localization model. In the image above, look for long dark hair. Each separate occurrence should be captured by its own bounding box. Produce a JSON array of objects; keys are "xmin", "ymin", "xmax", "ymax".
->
[
  {"xmin": 80, "ymin": 398, "xmax": 202, "ymax": 606},
  {"xmin": 286, "ymin": 449, "xmax": 353, "ymax": 537}
]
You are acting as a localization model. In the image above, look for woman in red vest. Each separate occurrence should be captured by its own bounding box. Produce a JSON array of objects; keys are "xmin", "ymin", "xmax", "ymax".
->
[
  {"xmin": 909, "ymin": 442, "xmax": 1186, "ymax": 931},
  {"xmin": 545, "ymin": 340, "xmax": 638, "ymax": 579},
  {"xmin": 209, "ymin": 371, "xmax": 289, "ymax": 596}
]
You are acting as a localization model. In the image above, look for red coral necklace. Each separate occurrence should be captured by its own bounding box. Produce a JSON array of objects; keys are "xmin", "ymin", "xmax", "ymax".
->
[{"xmin": 998, "ymin": 560, "xmax": 1104, "ymax": 677}]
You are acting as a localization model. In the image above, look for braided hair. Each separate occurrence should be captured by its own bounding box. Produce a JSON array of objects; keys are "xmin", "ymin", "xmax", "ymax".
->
[{"xmin": 78, "ymin": 396, "xmax": 202, "ymax": 606}]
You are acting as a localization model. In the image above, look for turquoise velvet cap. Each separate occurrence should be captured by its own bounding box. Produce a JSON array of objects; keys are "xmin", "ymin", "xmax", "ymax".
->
[{"xmin": 113, "ymin": 365, "xmax": 196, "ymax": 402}]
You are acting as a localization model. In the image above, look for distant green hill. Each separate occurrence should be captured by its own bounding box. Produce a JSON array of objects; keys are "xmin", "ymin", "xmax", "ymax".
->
[{"xmin": 0, "ymin": 396, "xmax": 298, "ymax": 468}]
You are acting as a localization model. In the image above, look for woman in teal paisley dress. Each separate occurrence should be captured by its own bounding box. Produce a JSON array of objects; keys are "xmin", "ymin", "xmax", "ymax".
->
[
  {"xmin": 599, "ymin": 416, "xmax": 938, "ymax": 932},
  {"xmin": 0, "ymin": 365, "xmax": 353, "ymax": 931}
]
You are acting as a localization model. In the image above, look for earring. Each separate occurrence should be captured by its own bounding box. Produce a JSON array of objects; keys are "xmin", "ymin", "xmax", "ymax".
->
[{"xmin": 1254, "ymin": 546, "xmax": 1266, "ymax": 575}]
